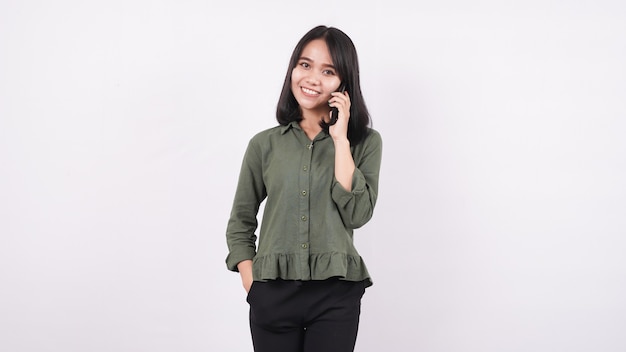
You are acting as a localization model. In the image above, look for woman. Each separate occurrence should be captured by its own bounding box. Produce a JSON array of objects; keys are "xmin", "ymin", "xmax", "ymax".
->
[{"xmin": 225, "ymin": 25, "xmax": 382, "ymax": 352}]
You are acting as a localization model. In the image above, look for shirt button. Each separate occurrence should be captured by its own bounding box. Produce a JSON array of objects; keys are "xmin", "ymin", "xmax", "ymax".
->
[
  {"xmin": 303, "ymin": 166, "xmax": 308, "ymax": 171},
  {"xmin": 301, "ymin": 215, "xmax": 307, "ymax": 221},
  {"xmin": 301, "ymin": 243, "xmax": 309, "ymax": 249},
  {"xmin": 301, "ymin": 190, "xmax": 307, "ymax": 196}
]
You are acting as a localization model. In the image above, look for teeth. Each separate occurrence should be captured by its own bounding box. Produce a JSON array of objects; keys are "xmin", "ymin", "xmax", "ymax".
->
[{"xmin": 302, "ymin": 87, "xmax": 319, "ymax": 95}]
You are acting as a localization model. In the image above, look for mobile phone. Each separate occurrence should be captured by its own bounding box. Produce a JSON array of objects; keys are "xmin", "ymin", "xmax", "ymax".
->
[{"xmin": 329, "ymin": 84, "xmax": 346, "ymax": 126}]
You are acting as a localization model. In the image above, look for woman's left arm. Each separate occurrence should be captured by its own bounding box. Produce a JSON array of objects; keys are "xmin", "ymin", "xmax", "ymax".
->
[
  {"xmin": 331, "ymin": 131, "xmax": 382, "ymax": 229},
  {"xmin": 333, "ymin": 138, "xmax": 356, "ymax": 191},
  {"xmin": 329, "ymin": 91, "xmax": 383, "ymax": 229},
  {"xmin": 329, "ymin": 90, "xmax": 356, "ymax": 192}
]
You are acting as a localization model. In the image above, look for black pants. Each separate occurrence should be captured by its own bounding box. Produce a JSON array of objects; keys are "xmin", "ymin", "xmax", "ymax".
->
[{"xmin": 247, "ymin": 278, "xmax": 366, "ymax": 352}]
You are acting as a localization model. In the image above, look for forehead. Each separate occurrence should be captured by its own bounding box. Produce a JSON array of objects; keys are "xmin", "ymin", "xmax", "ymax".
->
[{"xmin": 300, "ymin": 39, "xmax": 333, "ymax": 64}]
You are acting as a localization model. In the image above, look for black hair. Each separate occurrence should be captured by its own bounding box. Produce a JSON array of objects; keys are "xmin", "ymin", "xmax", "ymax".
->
[{"xmin": 276, "ymin": 25, "xmax": 371, "ymax": 145}]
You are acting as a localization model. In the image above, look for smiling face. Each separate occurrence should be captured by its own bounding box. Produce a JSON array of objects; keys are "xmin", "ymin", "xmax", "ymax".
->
[{"xmin": 290, "ymin": 39, "xmax": 342, "ymax": 119}]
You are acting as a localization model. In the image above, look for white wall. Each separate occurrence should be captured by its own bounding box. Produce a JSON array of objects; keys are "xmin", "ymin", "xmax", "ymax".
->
[{"xmin": 1, "ymin": 1, "xmax": 625, "ymax": 351}]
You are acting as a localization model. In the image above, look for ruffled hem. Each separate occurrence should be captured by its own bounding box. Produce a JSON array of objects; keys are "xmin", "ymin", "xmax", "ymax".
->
[{"xmin": 252, "ymin": 252, "xmax": 373, "ymax": 287}]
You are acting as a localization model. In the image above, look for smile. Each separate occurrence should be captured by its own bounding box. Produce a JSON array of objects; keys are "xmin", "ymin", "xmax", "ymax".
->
[{"xmin": 301, "ymin": 87, "xmax": 321, "ymax": 96}]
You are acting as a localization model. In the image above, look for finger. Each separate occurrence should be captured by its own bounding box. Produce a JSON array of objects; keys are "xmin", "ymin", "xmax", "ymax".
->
[
  {"xmin": 328, "ymin": 99, "xmax": 344, "ymax": 108},
  {"xmin": 329, "ymin": 94, "xmax": 348, "ymax": 105},
  {"xmin": 330, "ymin": 91, "xmax": 348, "ymax": 100},
  {"xmin": 330, "ymin": 92, "xmax": 350, "ymax": 107}
]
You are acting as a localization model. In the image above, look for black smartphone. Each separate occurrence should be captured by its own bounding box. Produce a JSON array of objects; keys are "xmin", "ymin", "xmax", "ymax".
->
[{"xmin": 329, "ymin": 84, "xmax": 346, "ymax": 126}]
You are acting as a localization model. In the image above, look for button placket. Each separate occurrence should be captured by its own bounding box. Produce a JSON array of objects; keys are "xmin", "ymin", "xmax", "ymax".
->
[{"xmin": 297, "ymin": 139, "xmax": 313, "ymax": 279}]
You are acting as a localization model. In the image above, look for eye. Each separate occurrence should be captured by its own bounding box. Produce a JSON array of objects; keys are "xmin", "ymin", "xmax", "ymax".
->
[
  {"xmin": 323, "ymin": 69, "xmax": 336, "ymax": 76},
  {"xmin": 299, "ymin": 62, "xmax": 310, "ymax": 69}
]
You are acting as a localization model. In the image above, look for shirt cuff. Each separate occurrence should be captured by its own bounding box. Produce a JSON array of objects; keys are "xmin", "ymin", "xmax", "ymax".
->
[
  {"xmin": 225, "ymin": 248, "xmax": 257, "ymax": 272},
  {"xmin": 331, "ymin": 168, "xmax": 367, "ymax": 205}
]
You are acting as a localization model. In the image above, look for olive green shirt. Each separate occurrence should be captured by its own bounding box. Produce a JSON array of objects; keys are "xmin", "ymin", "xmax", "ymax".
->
[{"xmin": 225, "ymin": 121, "xmax": 382, "ymax": 287}]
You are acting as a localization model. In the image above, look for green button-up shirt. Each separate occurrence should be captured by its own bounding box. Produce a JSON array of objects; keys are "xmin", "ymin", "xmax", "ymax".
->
[{"xmin": 225, "ymin": 121, "xmax": 382, "ymax": 287}]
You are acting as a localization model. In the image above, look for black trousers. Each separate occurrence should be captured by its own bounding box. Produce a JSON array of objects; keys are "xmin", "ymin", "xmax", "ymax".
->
[{"xmin": 247, "ymin": 278, "xmax": 366, "ymax": 352}]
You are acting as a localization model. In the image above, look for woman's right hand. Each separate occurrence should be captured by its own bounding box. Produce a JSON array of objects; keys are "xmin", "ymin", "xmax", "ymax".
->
[
  {"xmin": 237, "ymin": 260, "xmax": 254, "ymax": 293},
  {"xmin": 243, "ymin": 277, "xmax": 253, "ymax": 293}
]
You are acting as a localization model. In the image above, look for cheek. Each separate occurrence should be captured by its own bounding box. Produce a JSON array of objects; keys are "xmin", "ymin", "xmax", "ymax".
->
[
  {"xmin": 329, "ymin": 78, "xmax": 342, "ymax": 91},
  {"xmin": 291, "ymin": 68, "xmax": 303, "ymax": 85},
  {"xmin": 324, "ymin": 80, "xmax": 342, "ymax": 95},
  {"xmin": 290, "ymin": 70, "xmax": 299, "ymax": 92}
]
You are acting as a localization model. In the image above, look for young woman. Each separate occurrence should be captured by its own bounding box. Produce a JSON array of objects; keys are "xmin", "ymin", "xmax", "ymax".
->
[{"xmin": 225, "ymin": 25, "xmax": 382, "ymax": 352}]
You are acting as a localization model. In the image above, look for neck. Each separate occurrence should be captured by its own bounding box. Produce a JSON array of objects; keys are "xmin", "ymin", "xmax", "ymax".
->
[
  {"xmin": 301, "ymin": 107, "xmax": 331, "ymax": 124},
  {"xmin": 299, "ymin": 115, "xmax": 325, "ymax": 140}
]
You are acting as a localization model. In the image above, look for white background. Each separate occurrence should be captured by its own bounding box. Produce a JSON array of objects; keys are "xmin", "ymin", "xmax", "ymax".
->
[{"xmin": 1, "ymin": 0, "xmax": 625, "ymax": 351}]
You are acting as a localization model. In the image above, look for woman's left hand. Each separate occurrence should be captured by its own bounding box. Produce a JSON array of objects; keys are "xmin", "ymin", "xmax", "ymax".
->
[{"xmin": 328, "ymin": 90, "xmax": 351, "ymax": 141}]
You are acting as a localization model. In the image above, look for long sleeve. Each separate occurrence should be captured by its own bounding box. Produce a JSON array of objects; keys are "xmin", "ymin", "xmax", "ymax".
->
[
  {"xmin": 331, "ymin": 130, "xmax": 382, "ymax": 229},
  {"xmin": 225, "ymin": 138, "xmax": 266, "ymax": 272}
]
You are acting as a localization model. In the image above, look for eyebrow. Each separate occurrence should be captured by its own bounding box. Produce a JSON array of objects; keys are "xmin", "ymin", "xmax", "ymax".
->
[{"xmin": 299, "ymin": 56, "xmax": 336, "ymax": 69}]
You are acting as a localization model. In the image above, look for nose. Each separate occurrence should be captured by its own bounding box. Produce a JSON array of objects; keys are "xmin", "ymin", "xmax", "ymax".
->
[{"xmin": 305, "ymin": 71, "xmax": 322, "ymax": 85}]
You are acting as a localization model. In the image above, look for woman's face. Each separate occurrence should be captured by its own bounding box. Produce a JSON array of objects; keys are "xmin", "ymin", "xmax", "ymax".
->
[{"xmin": 291, "ymin": 39, "xmax": 342, "ymax": 117}]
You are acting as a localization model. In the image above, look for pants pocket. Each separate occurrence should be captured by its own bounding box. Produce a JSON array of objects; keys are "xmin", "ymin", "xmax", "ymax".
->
[{"xmin": 246, "ymin": 281, "xmax": 257, "ymax": 303}]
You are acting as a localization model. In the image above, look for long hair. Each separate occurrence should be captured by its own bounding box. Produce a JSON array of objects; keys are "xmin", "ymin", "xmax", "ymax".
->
[{"xmin": 276, "ymin": 25, "xmax": 371, "ymax": 145}]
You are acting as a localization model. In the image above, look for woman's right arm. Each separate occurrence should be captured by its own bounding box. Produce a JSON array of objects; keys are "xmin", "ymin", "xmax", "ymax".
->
[
  {"xmin": 225, "ymin": 138, "xmax": 266, "ymax": 284},
  {"xmin": 237, "ymin": 260, "xmax": 254, "ymax": 293}
]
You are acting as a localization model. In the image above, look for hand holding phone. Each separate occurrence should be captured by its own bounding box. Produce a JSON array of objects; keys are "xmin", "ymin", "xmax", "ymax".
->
[{"xmin": 329, "ymin": 84, "xmax": 346, "ymax": 126}]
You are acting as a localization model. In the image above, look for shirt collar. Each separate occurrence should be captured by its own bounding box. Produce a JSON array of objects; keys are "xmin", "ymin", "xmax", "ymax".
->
[
  {"xmin": 280, "ymin": 121, "xmax": 301, "ymax": 134},
  {"xmin": 280, "ymin": 120, "xmax": 331, "ymax": 140}
]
